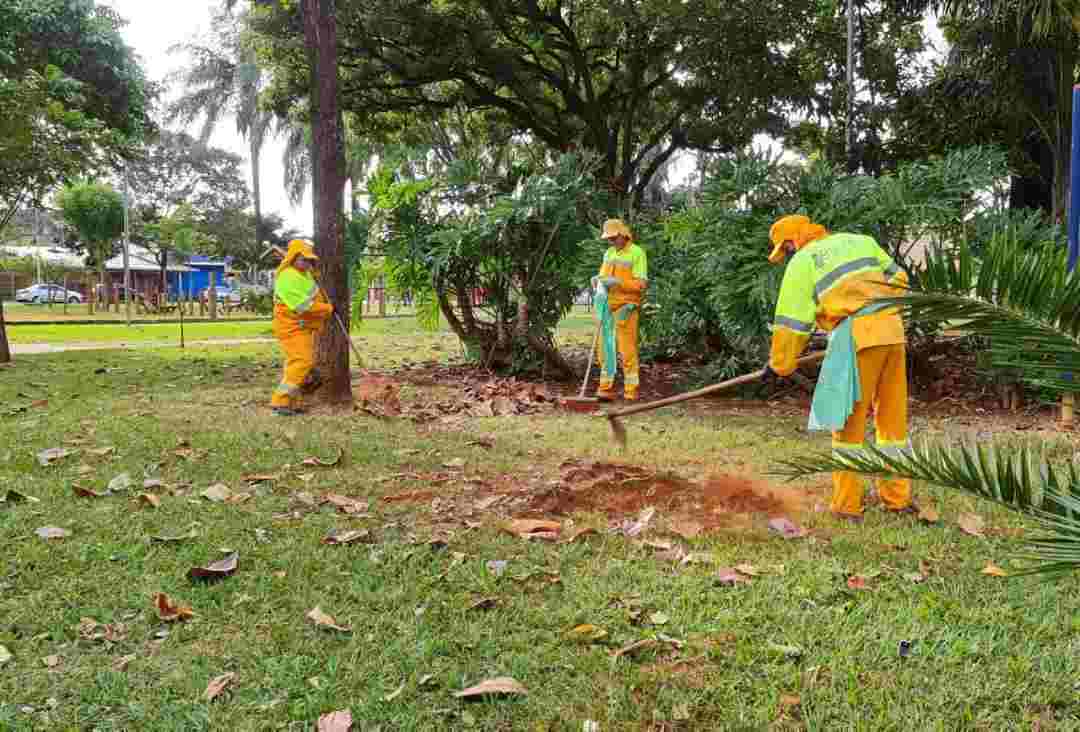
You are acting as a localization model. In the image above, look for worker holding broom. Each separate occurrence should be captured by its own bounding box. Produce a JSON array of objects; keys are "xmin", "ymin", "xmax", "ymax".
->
[
  {"xmin": 592, "ymin": 218, "xmax": 648, "ymax": 401},
  {"xmin": 270, "ymin": 239, "xmax": 333, "ymax": 416},
  {"xmin": 764, "ymin": 215, "xmax": 915, "ymax": 521}
]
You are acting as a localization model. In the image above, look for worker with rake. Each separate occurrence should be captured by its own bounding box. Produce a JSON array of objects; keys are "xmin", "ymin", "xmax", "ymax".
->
[
  {"xmin": 592, "ymin": 218, "xmax": 648, "ymax": 401},
  {"xmin": 764, "ymin": 215, "xmax": 916, "ymax": 521},
  {"xmin": 270, "ymin": 238, "xmax": 333, "ymax": 416}
]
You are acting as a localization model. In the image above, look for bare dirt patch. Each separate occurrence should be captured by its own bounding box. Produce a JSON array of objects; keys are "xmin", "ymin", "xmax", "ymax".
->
[{"xmin": 523, "ymin": 460, "xmax": 812, "ymax": 531}]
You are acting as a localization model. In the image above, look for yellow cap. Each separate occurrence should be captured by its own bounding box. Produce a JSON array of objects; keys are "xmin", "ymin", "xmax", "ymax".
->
[
  {"xmin": 768, "ymin": 215, "xmax": 827, "ymax": 264},
  {"xmin": 600, "ymin": 218, "xmax": 633, "ymax": 241}
]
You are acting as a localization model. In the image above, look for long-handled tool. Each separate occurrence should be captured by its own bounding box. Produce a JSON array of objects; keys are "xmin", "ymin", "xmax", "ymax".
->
[
  {"xmin": 605, "ymin": 351, "xmax": 828, "ymax": 449},
  {"xmin": 562, "ymin": 324, "xmax": 604, "ymax": 412}
]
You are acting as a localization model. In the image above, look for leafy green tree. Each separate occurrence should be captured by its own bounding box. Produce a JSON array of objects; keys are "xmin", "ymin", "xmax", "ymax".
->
[
  {"xmin": 56, "ymin": 181, "xmax": 125, "ymax": 313},
  {"xmin": 124, "ymin": 131, "xmax": 251, "ymax": 292},
  {"xmin": 249, "ymin": 0, "xmax": 819, "ymax": 206},
  {"xmin": 169, "ymin": 6, "xmax": 275, "ymax": 246},
  {"xmin": 0, "ymin": 0, "xmax": 151, "ymax": 360}
]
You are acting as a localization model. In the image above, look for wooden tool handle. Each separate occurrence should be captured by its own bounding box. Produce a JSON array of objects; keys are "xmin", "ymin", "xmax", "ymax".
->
[{"xmin": 605, "ymin": 351, "xmax": 827, "ymax": 420}]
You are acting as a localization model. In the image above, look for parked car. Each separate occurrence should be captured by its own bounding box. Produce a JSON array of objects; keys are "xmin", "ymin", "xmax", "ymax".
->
[{"xmin": 15, "ymin": 284, "xmax": 83, "ymax": 304}]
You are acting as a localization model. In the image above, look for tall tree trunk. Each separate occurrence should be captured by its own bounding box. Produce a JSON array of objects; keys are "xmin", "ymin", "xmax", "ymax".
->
[
  {"xmin": 251, "ymin": 136, "xmax": 263, "ymax": 249},
  {"xmin": 303, "ymin": 0, "xmax": 349, "ymax": 402},
  {"xmin": 159, "ymin": 248, "xmax": 169, "ymax": 301},
  {"xmin": 0, "ymin": 297, "xmax": 10, "ymax": 363}
]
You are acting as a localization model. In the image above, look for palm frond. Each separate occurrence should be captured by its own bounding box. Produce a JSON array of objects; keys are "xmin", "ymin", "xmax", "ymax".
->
[
  {"xmin": 776, "ymin": 441, "xmax": 1080, "ymax": 576},
  {"xmin": 884, "ymin": 235, "xmax": 1080, "ymax": 393}
]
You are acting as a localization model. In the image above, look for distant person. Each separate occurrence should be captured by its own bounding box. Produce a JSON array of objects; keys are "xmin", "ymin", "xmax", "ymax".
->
[
  {"xmin": 270, "ymin": 239, "xmax": 333, "ymax": 416},
  {"xmin": 591, "ymin": 218, "xmax": 647, "ymax": 401},
  {"xmin": 763, "ymin": 214, "xmax": 914, "ymax": 522}
]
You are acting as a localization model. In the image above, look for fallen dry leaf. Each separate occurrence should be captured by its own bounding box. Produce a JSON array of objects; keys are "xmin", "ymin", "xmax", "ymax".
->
[
  {"xmin": 73, "ymin": 484, "xmax": 107, "ymax": 499},
  {"xmin": 716, "ymin": 567, "xmax": 751, "ymax": 586},
  {"xmin": 112, "ymin": 654, "xmax": 136, "ymax": 672},
  {"xmin": 87, "ymin": 446, "xmax": 115, "ymax": 457},
  {"xmin": 154, "ymin": 593, "xmax": 194, "ymax": 622},
  {"xmin": 567, "ymin": 624, "xmax": 608, "ymax": 643},
  {"xmin": 35, "ymin": 526, "xmax": 70, "ymax": 541},
  {"xmin": 958, "ymin": 513, "xmax": 985, "ymax": 537},
  {"xmin": 561, "ymin": 527, "xmax": 599, "ymax": 544},
  {"xmin": 981, "ymin": 562, "xmax": 1008, "ymax": 577},
  {"xmin": 454, "ymin": 676, "xmax": 528, "ymax": 699},
  {"xmin": 42, "ymin": 654, "xmax": 61, "ymax": 668},
  {"xmin": 225, "ymin": 492, "xmax": 253, "ymax": 505},
  {"xmin": 139, "ymin": 493, "xmax": 161, "ymax": 509},
  {"xmin": 302, "ymin": 449, "xmax": 343, "ymax": 468},
  {"xmin": 768, "ymin": 517, "xmax": 808, "ymax": 539},
  {"xmin": 317, "ymin": 710, "xmax": 353, "ymax": 732},
  {"xmin": 188, "ymin": 553, "xmax": 239, "ymax": 582},
  {"xmin": 506, "ymin": 519, "xmax": 561, "ymax": 541},
  {"xmin": 468, "ymin": 597, "xmax": 499, "ymax": 611},
  {"xmin": 323, "ymin": 494, "xmax": 369, "ymax": 515},
  {"xmin": 918, "ymin": 506, "xmax": 940, "ymax": 524},
  {"xmin": 241, "ymin": 473, "xmax": 278, "ymax": 484},
  {"xmin": 443, "ymin": 458, "xmax": 466, "ymax": 469},
  {"xmin": 150, "ymin": 527, "xmax": 198, "ymax": 543},
  {"xmin": 613, "ymin": 638, "xmax": 659, "ymax": 658},
  {"xmin": 201, "ymin": 483, "xmax": 232, "ymax": 503},
  {"xmin": 323, "ymin": 528, "xmax": 373, "ymax": 545},
  {"xmin": 1, "ymin": 489, "xmax": 39, "ymax": 504},
  {"xmin": 204, "ymin": 672, "xmax": 237, "ymax": 702},
  {"xmin": 642, "ymin": 540, "xmax": 674, "ymax": 551},
  {"xmin": 846, "ymin": 575, "xmax": 870, "ymax": 590},
  {"xmin": 0, "ymin": 645, "xmax": 12, "ymax": 667},
  {"xmin": 30, "ymin": 399, "xmax": 48, "ymax": 409},
  {"xmin": 315, "ymin": 712, "xmax": 354, "ymax": 732},
  {"xmin": 37, "ymin": 447, "xmax": 78, "ymax": 467},
  {"xmin": 734, "ymin": 563, "xmax": 760, "ymax": 576},
  {"xmin": 307, "ymin": 607, "xmax": 351, "ymax": 633},
  {"xmin": 143, "ymin": 478, "xmax": 164, "ymax": 490}
]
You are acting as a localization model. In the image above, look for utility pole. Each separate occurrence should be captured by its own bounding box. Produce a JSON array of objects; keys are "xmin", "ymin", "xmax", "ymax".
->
[
  {"xmin": 846, "ymin": 0, "xmax": 857, "ymax": 173},
  {"xmin": 122, "ymin": 169, "xmax": 132, "ymax": 326}
]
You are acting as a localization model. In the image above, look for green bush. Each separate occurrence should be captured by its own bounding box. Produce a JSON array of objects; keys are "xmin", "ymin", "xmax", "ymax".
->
[{"xmin": 641, "ymin": 146, "xmax": 1015, "ymax": 379}]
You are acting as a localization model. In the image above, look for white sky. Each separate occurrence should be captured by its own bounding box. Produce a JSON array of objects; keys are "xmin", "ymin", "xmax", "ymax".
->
[{"xmin": 103, "ymin": 0, "xmax": 311, "ymax": 233}]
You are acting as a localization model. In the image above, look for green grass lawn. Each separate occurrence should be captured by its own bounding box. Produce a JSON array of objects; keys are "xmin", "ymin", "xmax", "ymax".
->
[
  {"xmin": 6, "ymin": 307, "xmax": 598, "ymax": 347},
  {"xmin": 1, "ymin": 330, "xmax": 1078, "ymax": 730}
]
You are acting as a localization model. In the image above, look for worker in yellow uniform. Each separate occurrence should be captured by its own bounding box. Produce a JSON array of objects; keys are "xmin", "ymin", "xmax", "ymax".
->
[
  {"xmin": 271, "ymin": 239, "xmax": 333, "ymax": 416},
  {"xmin": 764, "ymin": 215, "xmax": 914, "ymax": 521},
  {"xmin": 592, "ymin": 219, "xmax": 648, "ymax": 401}
]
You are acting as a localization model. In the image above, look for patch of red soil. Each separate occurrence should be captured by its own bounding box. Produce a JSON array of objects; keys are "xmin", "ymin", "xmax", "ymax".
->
[{"xmin": 525, "ymin": 461, "xmax": 809, "ymax": 530}]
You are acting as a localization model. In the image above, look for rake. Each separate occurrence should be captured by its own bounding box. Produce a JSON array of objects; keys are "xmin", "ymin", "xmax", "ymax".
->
[{"xmin": 604, "ymin": 351, "xmax": 827, "ymax": 449}]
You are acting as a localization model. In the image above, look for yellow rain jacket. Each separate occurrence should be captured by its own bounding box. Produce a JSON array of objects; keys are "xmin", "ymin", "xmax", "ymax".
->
[
  {"xmin": 270, "ymin": 240, "xmax": 333, "ymax": 409},
  {"xmin": 767, "ymin": 215, "xmax": 913, "ymax": 517},
  {"xmin": 769, "ymin": 231, "xmax": 907, "ymax": 376},
  {"xmin": 595, "ymin": 219, "xmax": 648, "ymax": 399}
]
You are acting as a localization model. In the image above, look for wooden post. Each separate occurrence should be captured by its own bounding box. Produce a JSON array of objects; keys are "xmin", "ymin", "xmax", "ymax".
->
[
  {"xmin": 1063, "ymin": 393, "xmax": 1075, "ymax": 427},
  {"xmin": 209, "ymin": 271, "xmax": 218, "ymax": 320},
  {"xmin": 63, "ymin": 274, "xmax": 68, "ymax": 315},
  {"xmin": 379, "ymin": 276, "xmax": 386, "ymax": 317},
  {"xmin": 113, "ymin": 283, "xmax": 119, "ymax": 313},
  {"xmin": 87, "ymin": 276, "xmax": 94, "ymax": 316}
]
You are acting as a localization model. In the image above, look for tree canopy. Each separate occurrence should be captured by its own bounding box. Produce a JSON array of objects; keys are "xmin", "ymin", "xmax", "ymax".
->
[{"xmin": 250, "ymin": 0, "xmax": 820, "ymax": 204}]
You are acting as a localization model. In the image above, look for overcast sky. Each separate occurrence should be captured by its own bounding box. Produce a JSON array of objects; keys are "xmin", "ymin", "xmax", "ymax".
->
[{"xmin": 102, "ymin": 0, "xmax": 311, "ymax": 233}]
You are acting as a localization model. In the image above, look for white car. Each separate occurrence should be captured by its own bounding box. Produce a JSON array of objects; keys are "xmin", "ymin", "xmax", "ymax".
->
[{"xmin": 15, "ymin": 284, "xmax": 83, "ymax": 304}]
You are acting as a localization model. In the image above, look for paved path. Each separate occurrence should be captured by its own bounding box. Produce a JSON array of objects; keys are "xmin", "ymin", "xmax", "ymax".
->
[{"xmin": 11, "ymin": 337, "xmax": 277, "ymax": 355}]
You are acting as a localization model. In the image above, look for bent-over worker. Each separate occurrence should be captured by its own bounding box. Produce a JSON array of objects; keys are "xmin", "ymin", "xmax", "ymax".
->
[
  {"xmin": 764, "ymin": 215, "xmax": 914, "ymax": 521},
  {"xmin": 270, "ymin": 238, "xmax": 333, "ymax": 416},
  {"xmin": 591, "ymin": 218, "xmax": 648, "ymax": 401}
]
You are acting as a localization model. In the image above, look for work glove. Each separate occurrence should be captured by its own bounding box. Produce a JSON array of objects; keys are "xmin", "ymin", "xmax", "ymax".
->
[{"xmin": 614, "ymin": 303, "xmax": 637, "ymax": 322}]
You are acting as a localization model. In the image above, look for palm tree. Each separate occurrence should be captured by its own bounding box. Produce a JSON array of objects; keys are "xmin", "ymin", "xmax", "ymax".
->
[
  {"xmin": 781, "ymin": 235, "xmax": 1080, "ymax": 576},
  {"xmin": 168, "ymin": 7, "xmax": 274, "ymax": 252}
]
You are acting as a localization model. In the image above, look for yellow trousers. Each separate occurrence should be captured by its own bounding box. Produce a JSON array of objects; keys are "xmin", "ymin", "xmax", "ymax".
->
[
  {"xmin": 597, "ymin": 308, "xmax": 640, "ymax": 399},
  {"xmin": 270, "ymin": 328, "xmax": 316, "ymax": 409},
  {"xmin": 831, "ymin": 343, "xmax": 912, "ymax": 516}
]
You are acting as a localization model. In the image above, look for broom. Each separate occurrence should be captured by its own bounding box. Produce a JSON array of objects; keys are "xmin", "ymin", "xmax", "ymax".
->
[{"xmin": 605, "ymin": 351, "xmax": 827, "ymax": 449}]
